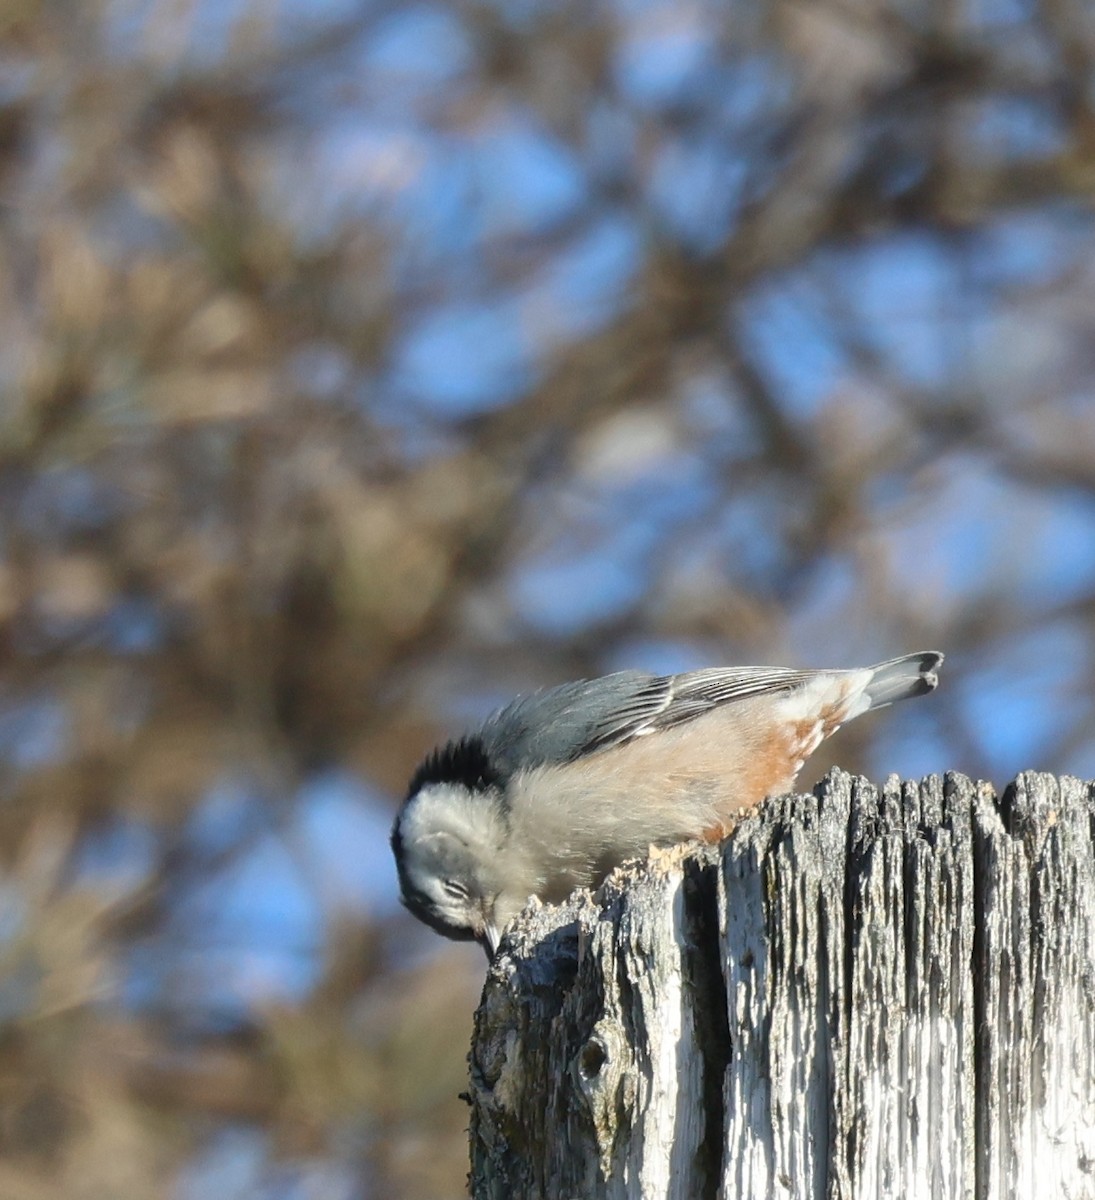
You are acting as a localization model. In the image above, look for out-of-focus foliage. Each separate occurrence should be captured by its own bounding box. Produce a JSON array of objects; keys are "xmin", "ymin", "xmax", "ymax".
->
[{"xmin": 1, "ymin": 0, "xmax": 1094, "ymax": 1194}]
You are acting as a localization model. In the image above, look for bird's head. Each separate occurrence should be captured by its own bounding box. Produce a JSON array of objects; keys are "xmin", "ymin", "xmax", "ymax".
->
[{"xmin": 392, "ymin": 773, "xmax": 512, "ymax": 955}]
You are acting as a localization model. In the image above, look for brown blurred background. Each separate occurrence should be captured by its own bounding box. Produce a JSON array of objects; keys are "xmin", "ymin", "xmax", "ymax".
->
[{"xmin": 2, "ymin": 0, "xmax": 1095, "ymax": 1195}]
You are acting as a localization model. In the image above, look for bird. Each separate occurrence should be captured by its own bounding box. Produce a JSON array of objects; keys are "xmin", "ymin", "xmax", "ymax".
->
[{"xmin": 391, "ymin": 650, "xmax": 943, "ymax": 954}]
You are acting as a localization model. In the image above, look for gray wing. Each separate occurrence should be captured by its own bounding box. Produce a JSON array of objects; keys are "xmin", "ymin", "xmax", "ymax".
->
[{"xmin": 481, "ymin": 666, "xmax": 821, "ymax": 769}]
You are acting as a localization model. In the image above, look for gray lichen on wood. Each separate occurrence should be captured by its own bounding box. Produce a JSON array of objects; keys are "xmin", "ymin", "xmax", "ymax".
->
[{"xmin": 468, "ymin": 769, "xmax": 1095, "ymax": 1199}]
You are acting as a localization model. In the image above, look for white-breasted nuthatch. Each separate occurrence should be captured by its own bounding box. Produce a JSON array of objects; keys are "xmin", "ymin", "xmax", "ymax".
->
[{"xmin": 391, "ymin": 650, "xmax": 943, "ymax": 954}]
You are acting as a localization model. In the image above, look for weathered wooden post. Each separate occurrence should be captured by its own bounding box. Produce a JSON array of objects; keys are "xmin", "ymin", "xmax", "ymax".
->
[{"xmin": 468, "ymin": 769, "xmax": 1095, "ymax": 1199}]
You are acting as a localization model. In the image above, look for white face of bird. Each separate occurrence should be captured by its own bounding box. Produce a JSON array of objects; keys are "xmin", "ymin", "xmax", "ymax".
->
[{"xmin": 392, "ymin": 783, "xmax": 508, "ymax": 953}]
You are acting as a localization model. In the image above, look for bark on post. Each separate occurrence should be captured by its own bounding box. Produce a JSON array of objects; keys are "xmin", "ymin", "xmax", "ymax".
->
[{"xmin": 468, "ymin": 769, "xmax": 1095, "ymax": 1200}]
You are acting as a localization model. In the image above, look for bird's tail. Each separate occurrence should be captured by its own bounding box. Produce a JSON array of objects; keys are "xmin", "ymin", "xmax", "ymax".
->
[{"xmin": 863, "ymin": 651, "xmax": 944, "ymax": 710}]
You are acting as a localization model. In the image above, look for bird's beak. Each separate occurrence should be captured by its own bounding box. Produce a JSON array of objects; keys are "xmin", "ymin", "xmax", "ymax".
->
[{"xmin": 482, "ymin": 921, "xmax": 501, "ymax": 958}]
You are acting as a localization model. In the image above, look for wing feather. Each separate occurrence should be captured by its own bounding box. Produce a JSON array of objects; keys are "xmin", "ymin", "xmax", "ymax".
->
[
  {"xmin": 483, "ymin": 666, "xmax": 828, "ymax": 767},
  {"xmin": 626, "ymin": 667, "xmax": 815, "ymax": 734}
]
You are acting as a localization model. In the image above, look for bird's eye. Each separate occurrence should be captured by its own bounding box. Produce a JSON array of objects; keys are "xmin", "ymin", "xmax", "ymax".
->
[{"xmin": 442, "ymin": 879, "xmax": 469, "ymax": 901}]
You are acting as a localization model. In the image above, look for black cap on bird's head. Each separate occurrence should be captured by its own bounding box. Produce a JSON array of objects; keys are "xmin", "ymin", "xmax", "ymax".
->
[
  {"xmin": 404, "ymin": 734, "xmax": 504, "ymax": 798},
  {"xmin": 392, "ymin": 735, "xmax": 512, "ymax": 954}
]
